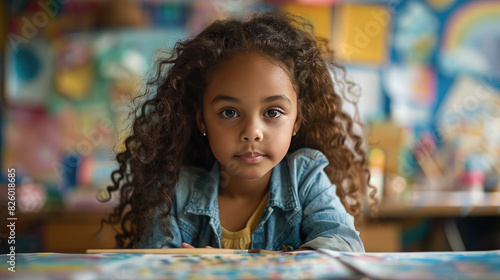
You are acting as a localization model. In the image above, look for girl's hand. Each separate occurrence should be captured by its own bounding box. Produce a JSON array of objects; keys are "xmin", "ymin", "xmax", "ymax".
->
[
  {"xmin": 288, "ymin": 248, "xmax": 313, "ymax": 252},
  {"xmin": 181, "ymin": 242, "xmax": 213, "ymax": 249},
  {"xmin": 282, "ymin": 245, "xmax": 314, "ymax": 252}
]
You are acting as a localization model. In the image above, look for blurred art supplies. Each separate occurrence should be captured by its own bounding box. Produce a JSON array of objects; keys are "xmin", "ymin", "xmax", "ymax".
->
[
  {"xmin": 369, "ymin": 148, "xmax": 385, "ymax": 204},
  {"xmin": 6, "ymin": 39, "xmax": 54, "ymax": 106},
  {"xmin": 18, "ymin": 178, "xmax": 47, "ymax": 213},
  {"xmin": 457, "ymin": 154, "xmax": 487, "ymax": 192},
  {"xmin": 437, "ymin": 76, "xmax": 500, "ymax": 144},
  {"xmin": 411, "ymin": 133, "xmax": 445, "ymax": 190},
  {"xmin": 96, "ymin": 42, "xmax": 146, "ymax": 104},
  {"xmin": 77, "ymin": 155, "xmax": 117, "ymax": 190},
  {"xmin": 436, "ymin": 76, "xmax": 500, "ymax": 191},
  {"xmin": 384, "ymin": 65, "xmax": 437, "ymax": 127},
  {"xmin": 2, "ymin": 108, "xmax": 63, "ymax": 183},
  {"xmin": 383, "ymin": 173, "xmax": 408, "ymax": 203},
  {"xmin": 54, "ymin": 38, "xmax": 94, "ymax": 100},
  {"xmin": 367, "ymin": 122, "xmax": 404, "ymax": 175}
]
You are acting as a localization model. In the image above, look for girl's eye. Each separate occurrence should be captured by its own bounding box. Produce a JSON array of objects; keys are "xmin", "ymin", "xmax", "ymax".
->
[
  {"xmin": 220, "ymin": 110, "xmax": 239, "ymax": 118},
  {"xmin": 265, "ymin": 109, "xmax": 283, "ymax": 118}
]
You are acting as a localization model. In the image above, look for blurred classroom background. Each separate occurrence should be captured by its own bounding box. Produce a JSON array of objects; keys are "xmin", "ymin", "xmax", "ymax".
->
[{"xmin": 1, "ymin": 0, "xmax": 499, "ymax": 253}]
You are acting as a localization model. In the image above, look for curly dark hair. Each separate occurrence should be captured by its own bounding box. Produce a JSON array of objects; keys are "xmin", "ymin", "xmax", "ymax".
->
[{"xmin": 100, "ymin": 10, "xmax": 377, "ymax": 249}]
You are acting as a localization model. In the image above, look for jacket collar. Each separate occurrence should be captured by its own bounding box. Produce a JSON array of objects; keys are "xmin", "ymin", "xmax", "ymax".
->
[
  {"xmin": 268, "ymin": 160, "xmax": 301, "ymax": 211},
  {"xmin": 185, "ymin": 162, "xmax": 220, "ymax": 217}
]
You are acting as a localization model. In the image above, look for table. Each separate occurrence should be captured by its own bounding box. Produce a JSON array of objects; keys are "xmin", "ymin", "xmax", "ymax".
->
[
  {"xmin": 2, "ymin": 249, "xmax": 499, "ymax": 279},
  {"xmin": 366, "ymin": 191, "xmax": 500, "ymax": 251},
  {"xmin": 378, "ymin": 191, "xmax": 500, "ymax": 218},
  {"xmin": 8, "ymin": 192, "xmax": 500, "ymax": 253}
]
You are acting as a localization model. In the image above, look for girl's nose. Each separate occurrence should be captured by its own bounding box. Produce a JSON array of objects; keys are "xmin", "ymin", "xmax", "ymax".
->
[{"xmin": 241, "ymin": 118, "xmax": 263, "ymax": 142}]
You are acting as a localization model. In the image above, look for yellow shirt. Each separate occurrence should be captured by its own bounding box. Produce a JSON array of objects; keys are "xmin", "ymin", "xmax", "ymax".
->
[{"xmin": 220, "ymin": 192, "xmax": 270, "ymax": 249}]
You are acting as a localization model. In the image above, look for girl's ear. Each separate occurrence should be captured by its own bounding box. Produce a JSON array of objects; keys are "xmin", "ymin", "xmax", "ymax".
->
[
  {"xmin": 196, "ymin": 109, "xmax": 206, "ymax": 133},
  {"xmin": 293, "ymin": 111, "xmax": 302, "ymax": 136}
]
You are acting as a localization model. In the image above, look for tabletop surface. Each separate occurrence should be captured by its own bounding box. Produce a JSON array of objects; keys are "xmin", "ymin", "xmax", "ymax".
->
[
  {"xmin": 2, "ymin": 249, "xmax": 500, "ymax": 279},
  {"xmin": 378, "ymin": 191, "xmax": 500, "ymax": 217}
]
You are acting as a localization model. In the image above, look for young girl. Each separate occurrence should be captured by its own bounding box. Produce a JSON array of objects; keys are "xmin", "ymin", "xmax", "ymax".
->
[{"xmin": 101, "ymin": 11, "xmax": 376, "ymax": 252}]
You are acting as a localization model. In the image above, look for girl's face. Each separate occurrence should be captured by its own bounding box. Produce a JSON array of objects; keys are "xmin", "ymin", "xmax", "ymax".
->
[{"xmin": 198, "ymin": 52, "xmax": 300, "ymax": 183}]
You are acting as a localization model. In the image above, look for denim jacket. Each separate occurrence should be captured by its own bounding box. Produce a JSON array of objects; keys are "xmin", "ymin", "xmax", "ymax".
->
[{"xmin": 139, "ymin": 148, "xmax": 365, "ymax": 252}]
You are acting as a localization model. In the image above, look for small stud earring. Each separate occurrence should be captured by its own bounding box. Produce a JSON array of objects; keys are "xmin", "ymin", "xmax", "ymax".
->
[
  {"xmin": 293, "ymin": 132, "xmax": 297, "ymax": 136},
  {"xmin": 203, "ymin": 131, "xmax": 207, "ymax": 136}
]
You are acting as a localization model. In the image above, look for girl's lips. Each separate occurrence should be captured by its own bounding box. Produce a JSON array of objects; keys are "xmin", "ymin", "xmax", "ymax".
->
[
  {"xmin": 237, "ymin": 151, "xmax": 264, "ymax": 157},
  {"xmin": 235, "ymin": 153, "xmax": 266, "ymax": 164}
]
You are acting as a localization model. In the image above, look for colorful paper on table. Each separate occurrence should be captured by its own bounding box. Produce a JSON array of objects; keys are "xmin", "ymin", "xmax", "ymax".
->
[
  {"xmin": 320, "ymin": 249, "xmax": 500, "ymax": 280},
  {"xmin": 332, "ymin": 4, "xmax": 390, "ymax": 65},
  {"xmin": 3, "ymin": 250, "xmax": 500, "ymax": 279},
  {"xmin": 0, "ymin": 251, "xmax": 356, "ymax": 279}
]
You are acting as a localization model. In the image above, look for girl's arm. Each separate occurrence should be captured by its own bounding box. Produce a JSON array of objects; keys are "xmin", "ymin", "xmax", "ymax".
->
[
  {"xmin": 137, "ymin": 209, "xmax": 184, "ymax": 249},
  {"xmin": 296, "ymin": 153, "xmax": 365, "ymax": 252}
]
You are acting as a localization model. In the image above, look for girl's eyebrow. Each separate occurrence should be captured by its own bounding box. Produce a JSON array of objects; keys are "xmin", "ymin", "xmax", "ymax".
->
[
  {"xmin": 263, "ymin": 95, "xmax": 291, "ymax": 105},
  {"xmin": 211, "ymin": 95, "xmax": 239, "ymax": 105},
  {"xmin": 211, "ymin": 95, "xmax": 291, "ymax": 105}
]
